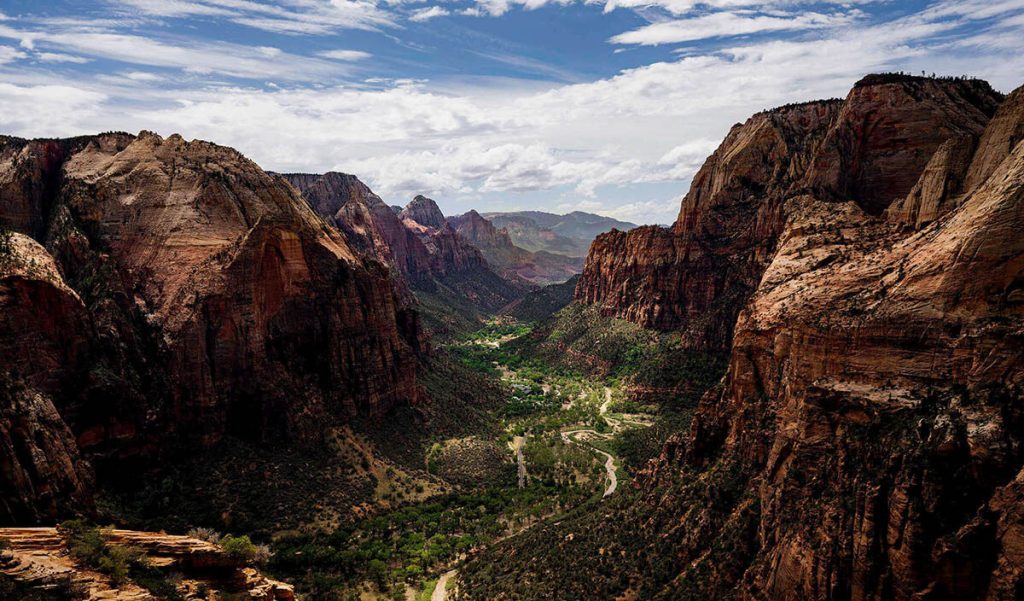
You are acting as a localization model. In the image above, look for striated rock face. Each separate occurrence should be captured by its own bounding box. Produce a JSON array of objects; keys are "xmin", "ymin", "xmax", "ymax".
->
[
  {"xmin": 576, "ymin": 76, "xmax": 1004, "ymax": 351},
  {"xmin": 400, "ymin": 194, "xmax": 447, "ymax": 229},
  {"xmin": 621, "ymin": 80, "xmax": 1024, "ymax": 601},
  {"xmin": 0, "ymin": 133, "xmax": 424, "ymax": 523},
  {"xmin": 285, "ymin": 172, "xmax": 435, "ymax": 285},
  {"xmin": 0, "ymin": 233, "xmax": 94, "ymax": 525},
  {"xmin": 800, "ymin": 74, "xmax": 1000, "ymax": 214},
  {"xmin": 449, "ymin": 210, "xmax": 582, "ymax": 285},
  {"xmin": 577, "ymin": 99, "xmax": 843, "ymax": 347}
]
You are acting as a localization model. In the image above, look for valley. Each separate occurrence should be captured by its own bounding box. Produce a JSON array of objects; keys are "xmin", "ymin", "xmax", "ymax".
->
[{"xmin": 264, "ymin": 319, "xmax": 655, "ymax": 600}]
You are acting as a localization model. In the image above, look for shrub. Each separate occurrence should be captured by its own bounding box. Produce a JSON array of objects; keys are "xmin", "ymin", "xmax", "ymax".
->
[{"xmin": 220, "ymin": 534, "xmax": 264, "ymax": 564}]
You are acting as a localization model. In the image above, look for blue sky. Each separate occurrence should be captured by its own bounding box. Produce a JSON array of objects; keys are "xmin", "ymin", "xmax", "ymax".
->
[{"xmin": 0, "ymin": 0, "xmax": 1022, "ymax": 223}]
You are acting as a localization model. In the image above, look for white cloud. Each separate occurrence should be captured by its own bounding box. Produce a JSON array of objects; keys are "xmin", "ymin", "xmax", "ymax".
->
[
  {"xmin": 318, "ymin": 49, "xmax": 373, "ymax": 60},
  {"xmin": 0, "ymin": 83, "xmax": 108, "ymax": 134},
  {"xmin": 35, "ymin": 52, "xmax": 92, "ymax": 63},
  {"xmin": 0, "ymin": 24, "xmax": 354, "ymax": 80},
  {"xmin": 610, "ymin": 10, "xmax": 860, "ymax": 45},
  {"xmin": 112, "ymin": 0, "xmax": 394, "ymax": 34},
  {"xmin": 409, "ymin": 6, "xmax": 451, "ymax": 21},
  {"xmin": 0, "ymin": 45, "xmax": 26, "ymax": 64}
]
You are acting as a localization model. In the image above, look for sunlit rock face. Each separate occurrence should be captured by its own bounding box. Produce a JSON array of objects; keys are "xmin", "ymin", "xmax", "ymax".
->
[
  {"xmin": 613, "ymin": 78, "xmax": 1024, "ymax": 600},
  {"xmin": 576, "ymin": 76, "xmax": 1003, "ymax": 352}
]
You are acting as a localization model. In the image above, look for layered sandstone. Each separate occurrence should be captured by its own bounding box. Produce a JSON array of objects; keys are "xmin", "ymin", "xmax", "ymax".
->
[
  {"xmin": 630, "ymin": 80, "xmax": 1024, "ymax": 600},
  {"xmin": 0, "ymin": 527, "xmax": 294, "ymax": 600},
  {"xmin": 0, "ymin": 133, "xmax": 423, "ymax": 523},
  {"xmin": 576, "ymin": 76, "xmax": 1003, "ymax": 351}
]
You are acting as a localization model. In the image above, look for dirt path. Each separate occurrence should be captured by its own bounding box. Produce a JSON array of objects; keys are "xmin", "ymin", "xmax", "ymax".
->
[
  {"xmin": 432, "ymin": 569, "xmax": 457, "ymax": 601},
  {"xmin": 512, "ymin": 435, "xmax": 527, "ymax": 489}
]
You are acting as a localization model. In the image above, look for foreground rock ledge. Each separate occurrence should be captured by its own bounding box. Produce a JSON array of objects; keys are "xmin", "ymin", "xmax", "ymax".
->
[{"xmin": 0, "ymin": 527, "xmax": 295, "ymax": 600}]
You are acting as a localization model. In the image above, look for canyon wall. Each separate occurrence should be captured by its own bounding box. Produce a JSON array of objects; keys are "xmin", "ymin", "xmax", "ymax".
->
[
  {"xmin": 626, "ymin": 77, "xmax": 1023, "ymax": 600},
  {"xmin": 0, "ymin": 133, "xmax": 424, "ymax": 524},
  {"xmin": 575, "ymin": 76, "xmax": 1002, "ymax": 351}
]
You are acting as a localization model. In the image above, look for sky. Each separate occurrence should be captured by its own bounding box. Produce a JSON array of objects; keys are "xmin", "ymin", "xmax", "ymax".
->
[{"xmin": 0, "ymin": 1, "xmax": 1022, "ymax": 223}]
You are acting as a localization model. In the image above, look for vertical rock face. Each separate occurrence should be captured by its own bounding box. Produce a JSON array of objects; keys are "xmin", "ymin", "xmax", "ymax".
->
[
  {"xmin": 0, "ymin": 133, "xmax": 424, "ymax": 523},
  {"xmin": 449, "ymin": 210, "xmax": 582, "ymax": 285},
  {"xmin": 284, "ymin": 172, "xmax": 435, "ymax": 285},
  {"xmin": 572, "ymin": 78, "xmax": 1023, "ymax": 600},
  {"xmin": 575, "ymin": 76, "xmax": 1004, "ymax": 351},
  {"xmin": 577, "ymin": 99, "xmax": 843, "ymax": 348},
  {"xmin": 0, "ymin": 233, "xmax": 94, "ymax": 524},
  {"xmin": 800, "ymin": 74, "xmax": 1000, "ymax": 214}
]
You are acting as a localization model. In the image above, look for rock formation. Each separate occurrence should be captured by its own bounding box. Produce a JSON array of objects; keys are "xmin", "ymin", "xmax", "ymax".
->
[
  {"xmin": 0, "ymin": 527, "xmax": 294, "ymax": 600},
  {"xmin": 0, "ymin": 133, "xmax": 424, "ymax": 524},
  {"xmin": 580, "ymin": 75, "xmax": 1023, "ymax": 600},
  {"xmin": 576, "ymin": 76, "xmax": 1003, "ymax": 351},
  {"xmin": 449, "ymin": 210, "xmax": 582, "ymax": 285},
  {"xmin": 285, "ymin": 176, "xmax": 526, "ymax": 314},
  {"xmin": 399, "ymin": 194, "xmax": 448, "ymax": 229}
]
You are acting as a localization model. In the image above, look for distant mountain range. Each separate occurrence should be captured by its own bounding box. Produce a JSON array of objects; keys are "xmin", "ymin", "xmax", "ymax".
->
[{"xmin": 482, "ymin": 210, "xmax": 636, "ymax": 258}]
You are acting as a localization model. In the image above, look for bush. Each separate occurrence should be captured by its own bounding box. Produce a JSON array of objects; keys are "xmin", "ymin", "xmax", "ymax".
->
[
  {"xmin": 220, "ymin": 534, "xmax": 268, "ymax": 565},
  {"xmin": 57, "ymin": 521, "xmax": 143, "ymax": 586}
]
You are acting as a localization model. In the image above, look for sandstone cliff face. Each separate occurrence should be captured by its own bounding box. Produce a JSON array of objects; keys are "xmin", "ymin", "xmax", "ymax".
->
[
  {"xmin": 623, "ymin": 81, "xmax": 1024, "ymax": 601},
  {"xmin": 0, "ymin": 133, "xmax": 423, "ymax": 524},
  {"xmin": 577, "ymin": 99, "xmax": 844, "ymax": 347},
  {"xmin": 449, "ymin": 210, "xmax": 582, "ymax": 285},
  {"xmin": 284, "ymin": 172, "xmax": 435, "ymax": 285},
  {"xmin": 576, "ymin": 76, "xmax": 1004, "ymax": 351}
]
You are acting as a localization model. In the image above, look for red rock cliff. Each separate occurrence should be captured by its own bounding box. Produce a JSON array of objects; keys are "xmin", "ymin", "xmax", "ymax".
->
[
  {"xmin": 627, "ymin": 80, "xmax": 1024, "ymax": 601},
  {"xmin": 576, "ymin": 76, "xmax": 1003, "ymax": 351},
  {"xmin": 0, "ymin": 132, "xmax": 424, "ymax": 524}
]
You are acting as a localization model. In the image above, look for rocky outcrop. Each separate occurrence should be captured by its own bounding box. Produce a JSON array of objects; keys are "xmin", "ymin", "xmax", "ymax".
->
[
  {"xmin": 284, "ymin": 172, "xmax": 434, "ymax": 285},
  {"xmin": 577, "ymin": 99, "xmax": 844, "ymax": 347},
  {"xmin": 800, "ymin": 74, "xmax": 999, "ymax": 214},
  {"xmin": 0, "ymin": 133, "xmax": 424, "ymax": 523},
  {"xmin": 576, "ymin": 76, "xmax": 1004, "ymax": 351},
  {"xmin": 449, "ymin": 210, "xmax": 582, "ymax": 285},
  {"xmin": 0, "ymin": 527, "xmax": 295, "ymax": 600},
  {"xmin": 400, "ymin": 194, "xmax": 447, "ymax": 229}
]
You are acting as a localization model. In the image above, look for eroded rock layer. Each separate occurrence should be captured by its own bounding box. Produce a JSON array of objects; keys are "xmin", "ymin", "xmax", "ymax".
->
[
  {"xmin": 576, "ymin": 76, "xmax": 1004, "ymax": 351},
  {"xmin": 0, "ymin": 133, "xmax": 423, "ymax": 524}
]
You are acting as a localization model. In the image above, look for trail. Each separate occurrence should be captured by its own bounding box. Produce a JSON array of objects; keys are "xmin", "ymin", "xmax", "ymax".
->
[
  {"xmin": 559, "ymin": 386, "xmax": 620, "ymax": 497},
  {"xmin": 432, "ymin": 569, "xmax": 457, "ymax": 601},
  {"xmin": 512, "ymin": 435, "xmax": 527, "ymax": 489}
]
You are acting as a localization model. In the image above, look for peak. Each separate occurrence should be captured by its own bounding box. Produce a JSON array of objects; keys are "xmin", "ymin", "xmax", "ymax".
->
[{"xmin": 400, "ymin": 195, "xmax": 446, "ymax": 228}]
